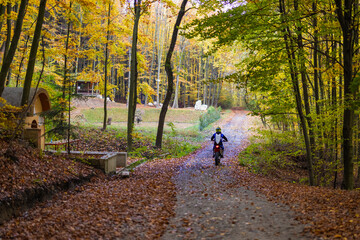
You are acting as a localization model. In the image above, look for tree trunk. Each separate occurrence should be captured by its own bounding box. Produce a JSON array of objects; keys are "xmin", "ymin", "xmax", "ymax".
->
[
  {"xmin": 103, "ymin": 2, "xmax": 111, "ymax": 131},
  {"xmin": 172, "ymin": 37, "xmax": 185, "ymax": 108},
  {"xmin": 61, "ymin": 2, "xmax": 72, "ymax": 128},
  {"xmin": 0, "ymin": 4, "xmax": 5, "ymax": 35},
  {"xmin": 75, "ymin": 7, "xmax": 82, "ymax": 76},
  {"xmin": 203, "ymin": 56, "xmax": 209, "ymax": 105},
  {"xmin": 148, "ymin": 0, "xmax": 159, "ymax": 92},
  {"xmin": 0, "ymin": 0, "xmax": 28, "ymax": 97},
  {"xmin": 214, "ymin": 71, "xmax": 222, "ymax": 107},
  {"xmin": 3, "ymin": 4, "xmax": 11, "ymax": 64},
  {"xmin": 21, "ymin": 0, "xmax": 47, "ymax": 106},
  {"xmin": 127, "ymin": 45, "xmax": 131, "ymax": 107},
  {"xmin": 211, "ymin": 60, "xmax": 216, "ymax": 106},
  {"xmin": 197, "ymin": 52, "xmax": 202, "ymax": 100},
  {"xmin": 65, "ymin": 1, "xmax": 72, "ymax": 154},
  {"xmin": 334, "ymin": 0, "xmax": 356, "ymax": 190},
  {"xmin": 279, "ymin": 0, "xmax": 314, "ymax": 186},
  {"xmin": 312, "ymin": 1, "xmax": 320, "ymax": 116},
  {"xmin": 127, "ymin": 0, "xmax": 141, "ymax": 152},
  {"xmin": 156, "ymin": 4, "xmax": 165, "ymax": 108},
  {"xmin": 332, "ymin": 41, "xmax": 339, "ymax": 188},
  {"xmin": 294, "ymin": 0, "xmax": 316, "ymax": 162},
  {"xmin": 155, "ymin": 0, "xmax": 188, "ymax": 148},
  {"xmin": 3, "ymin": 4, "xmax": 12, "ymax": 86},
  {"xmin": 16, "ymin": 35, "xmax": 29, "ymax": 87}
]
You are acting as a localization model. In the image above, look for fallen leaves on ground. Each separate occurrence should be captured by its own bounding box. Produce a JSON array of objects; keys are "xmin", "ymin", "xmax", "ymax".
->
[
  {"xmin": 0, "ymin": 140, "xmax": 100, "ymax": 200},
  {"xmin": 227, "ymin": 158, "xmax": 360, "ymax": 239},
  {"xmin": 72, "ymin": 128, "xmax": 153, "ymax": 153},
  {"xmin": 0, "ymin": 154, "xmax": 189, "ymax": 239}
]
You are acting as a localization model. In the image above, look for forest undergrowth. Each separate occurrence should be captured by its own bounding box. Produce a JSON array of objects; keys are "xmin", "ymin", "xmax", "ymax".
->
[
  {"xmin": 239, "ymin": 129, "xmax": 309, "ymax": 184},
  {"xmin": 238, "ymin": 123, "xmax": 360, "ymax": 189}
]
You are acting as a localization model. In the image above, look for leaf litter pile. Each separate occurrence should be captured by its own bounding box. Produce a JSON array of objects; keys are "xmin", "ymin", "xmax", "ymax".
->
[
  {"xmin": 72, "ymin": 128, "xmax": 157, "ymax": 153},
  {"xmin": 0, "ymin": 140, "xmax": 99, "ymax": 200},
  {"xmin": 0, "ymin": 151, "xmax": 188, "ymax": 239},
  {"xmin": 227, "ymin": 159, "xmax": 360, "ymax": 239}
]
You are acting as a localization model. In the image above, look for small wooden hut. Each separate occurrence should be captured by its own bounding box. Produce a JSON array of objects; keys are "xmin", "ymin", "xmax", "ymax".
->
[
  {"xmin": 75, "ymin": 80, "xmax": 99, "ymax": 96},
  {"xmin": 1, "ymin": 87, "xmax": 51, "ymax": 149}
]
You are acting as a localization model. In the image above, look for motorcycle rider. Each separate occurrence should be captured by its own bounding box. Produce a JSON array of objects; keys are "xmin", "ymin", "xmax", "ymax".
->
[{"xmin": 211, "ymin": 127, "xmax": 228, "ymax": 158}]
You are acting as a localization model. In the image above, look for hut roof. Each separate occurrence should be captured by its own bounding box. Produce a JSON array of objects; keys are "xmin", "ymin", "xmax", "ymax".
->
[{"xmin": 1, "ymin": 87, "xmax": 51, "ymax": 112}]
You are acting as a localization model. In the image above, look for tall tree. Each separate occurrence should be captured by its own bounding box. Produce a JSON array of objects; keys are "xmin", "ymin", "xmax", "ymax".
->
[
  {"xmin": 3, "ymin": 4, "xmax": 11, "ymax": 66},
  {"xmin": 279, "ymin": 0, "xmax": 314, "ymax": 185},
  {"xmin": 21, "ymin": 0, "xmax": 47, "ymax": 106},
  {"xmin": 172, "ymin": 36, "xmax": 185, "ymax": 108},
  {"xmin": 156, "ymin": 4, "xmax": 165, "ymax": 107},
  {"xmin": 103, "ymin": 1, "xmax": 112, "ymax": 131},
  {"xmin": 127, "ymin": 0, "xmax": 141, "ymax": 152},
  {"xmin": 334, "ymin": 0, "xmax": 358, "ymax": 190},
  {"xmin": 64, "ymin": 1, "xmax": 73, "ymax": 154},
  {"xmin": 0, "ymin": 0, "xmax": 28, "ymax": 97},
  {"xmin": 155, "ymin": 0, "xmax": 188, "ymax": 148},
  {"xmin": 3, "ymin": 4, "xmax": 11, "ymax": 86},
  {"xmin": 148, "ymin": 0, "xmax": 159, "ymax": 93},
  {"xmin": 0, "ymin": 4, "xmax": 5, "ymax": 35},
  {"xmin": 61, "ymin": 0, "xmax": 72, "ymax": 129}
]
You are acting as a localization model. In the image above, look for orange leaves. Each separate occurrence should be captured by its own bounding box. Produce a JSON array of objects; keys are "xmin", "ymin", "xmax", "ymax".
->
[
  {"xmin": 0, "ymin": 139, "xmax": 99, "ymax": 200},
  {"xmin": 0, "ymin": 152, "xmax": 186, "ymax": 239}
]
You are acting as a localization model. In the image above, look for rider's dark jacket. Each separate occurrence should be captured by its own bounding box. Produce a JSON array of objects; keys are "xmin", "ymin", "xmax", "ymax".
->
[{"xmin": 211, "ymin": 132, "xmax": 228, "ymax": 150}]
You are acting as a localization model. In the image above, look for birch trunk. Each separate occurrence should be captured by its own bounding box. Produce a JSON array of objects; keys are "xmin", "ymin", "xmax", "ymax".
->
[
  {"xmin": 156, "ymin": 4, "xmax": 165, "ymax": 107},
  {"xmin": 103, "ymin": 2, "xmax": 111, "ymax": 131},
  {"xmin": 172, "ymin": 37, "xmax": 185, "ymax": 108}
]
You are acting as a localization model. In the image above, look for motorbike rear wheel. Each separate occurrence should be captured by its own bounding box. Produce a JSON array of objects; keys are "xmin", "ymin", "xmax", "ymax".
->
[{"xmin": 214, "ymin": 152, "xmax": 220, "ymax": 166}]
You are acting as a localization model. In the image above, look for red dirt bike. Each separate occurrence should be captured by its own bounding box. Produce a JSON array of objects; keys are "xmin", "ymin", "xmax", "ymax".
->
[{"xmin": 212, "ymin": 140, "xmax": 227, "ymax": 166}]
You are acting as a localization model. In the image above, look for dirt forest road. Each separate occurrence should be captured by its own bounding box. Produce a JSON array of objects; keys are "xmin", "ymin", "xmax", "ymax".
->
[{"xmin": 162, "ymin": 110, "xmax": 310, "ymax": 240}]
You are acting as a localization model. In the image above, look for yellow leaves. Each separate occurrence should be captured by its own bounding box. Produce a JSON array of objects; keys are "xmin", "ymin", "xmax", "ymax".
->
[
  {"xmin": 95, "ymin": 78, "xmax": 118, "ymax": 99},
  {"xmin": 76, "ymin": 0, "xmax": 98, "ymax": 10},
  {"xmin": 138, "ymin": 82, "xmax": 156, "ymax": 103},
  {"xmin": 0, "ymin": 97, "xmax": 23, "ymax": 136},
  {"xmin": 77, "ymin": 70, "xmax": 102, "ymax": 84}
]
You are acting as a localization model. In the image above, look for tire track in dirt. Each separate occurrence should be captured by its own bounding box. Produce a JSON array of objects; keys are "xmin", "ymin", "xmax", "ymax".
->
[{"xmin": 162, "ymin": 110, "xmax": 310, "ymax": 240}]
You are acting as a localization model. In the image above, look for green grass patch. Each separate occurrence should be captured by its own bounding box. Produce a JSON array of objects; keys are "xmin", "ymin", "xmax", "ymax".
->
[
  {"xmin": 70, "ymin": 122, "xmax": 206, "ymax": 160},
  {"xmin": 80, "ymin": 108, "xmax": 202, "ymax": 123},
  {"xmin": 62, "ymin": 107, "xmax": 230, "ymax": 161},
  {"xmin": 199, "ymin": 106, "xmax": 222, "ymax": 131},
  {"xmin": 125, "ymin": 158, "xmax": 149, "ymax": 171}
]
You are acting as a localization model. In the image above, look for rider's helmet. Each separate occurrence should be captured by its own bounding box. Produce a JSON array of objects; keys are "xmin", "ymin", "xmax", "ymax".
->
[{"xmin": 216, "ymin": 127, "xmax": 221, "ymax": 133}]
